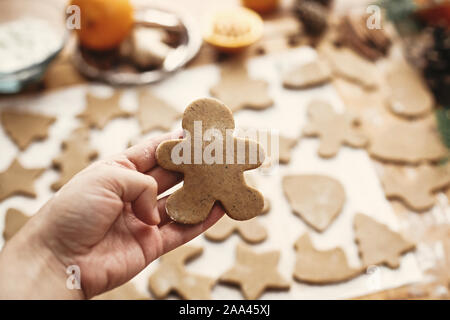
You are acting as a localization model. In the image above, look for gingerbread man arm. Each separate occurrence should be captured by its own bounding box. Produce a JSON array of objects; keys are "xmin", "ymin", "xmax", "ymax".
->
[{"xmin": 156, "ymin": 139, "xmax": 186, "ymax": 173}]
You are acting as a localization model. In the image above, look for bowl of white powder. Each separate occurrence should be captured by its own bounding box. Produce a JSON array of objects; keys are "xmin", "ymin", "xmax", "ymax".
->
[{"xmin": 0, "ymin": 0, "xmax": 68, "ymax": 93}]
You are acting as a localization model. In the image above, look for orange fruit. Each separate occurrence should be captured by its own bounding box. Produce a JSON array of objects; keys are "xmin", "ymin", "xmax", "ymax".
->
[
  {"xmin": 241, "ymin": 0, "xmax": 280, "ymax": 14},
  {"xmin": 71, "ymin": 0, "xmax": 134, "ymax": 50},
  {"xmin": 203, "ymin": 7, "xmax": 264, "ymax": 53}
]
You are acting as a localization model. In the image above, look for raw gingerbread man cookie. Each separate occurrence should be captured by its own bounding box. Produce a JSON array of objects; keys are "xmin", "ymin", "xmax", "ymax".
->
[
  {"xmin": 303, "ymin": 100, "xmax": 368, "ymax": 158},
  {"xmin": 156, "ymin": 98, "xmax": 265, "ymax": 224},
  {"xmin": 293, "ymin": 234, "xmax": 363, "ymax": 284},
  {"xmin": 219, "ymin": 244, "xmax": 290, "ymax": 299},
  {"xmin": 380, "ymin": 165, "xmax": 450, "ymax": 212},
  {"xmin": 283, "ymin": 60, "xmax": 332, "ymax": 89},
  {"xmin": 210, "ymin": 61, "xmax": 273, "ymax": 112},
  {"xmin": 148, "ymin": 245, "xmax": 215, "ymax": 300}
]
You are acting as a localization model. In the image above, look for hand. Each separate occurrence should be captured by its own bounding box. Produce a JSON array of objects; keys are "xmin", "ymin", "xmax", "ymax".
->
[{"xmin": 0, "ymin": 131, "xmax": 224, "ymax": 299}]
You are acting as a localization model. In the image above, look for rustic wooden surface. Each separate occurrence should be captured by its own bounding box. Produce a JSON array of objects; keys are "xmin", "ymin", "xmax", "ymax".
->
[{"xmin": 2, "ymin": 0, "xmax": 450, "ymax": 300}]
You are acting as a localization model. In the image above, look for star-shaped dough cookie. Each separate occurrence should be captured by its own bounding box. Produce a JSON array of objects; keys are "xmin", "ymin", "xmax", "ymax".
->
[
  {"xmin": 3, "ymin": 208, "xmax": 30, "ymax": 242},
  {"xmin": 1, "ymin": 110, "xmax": 55, "ymax": 150},
  {"xmin": 52, "ymin": 127, "xmax": 98, "ymax": 191},
  {"xmin": 354, "ymin": 213, "xmax": 415, "ymax": 269},
  {"xmin": 205, "ymin": 216, "xmax": 267, "ymax": 244},
  {"xmin": 0, "ymin": 159, "xmax": 45, "ymax": 201},
  {"xmin": 303, "ymin": 100, "xmax": 368, "ymax": 158},
  {"xmin": 210, "ymin": 62, "xmax": 273, "ymax": 112},
  {"xmin": 293, "ymin": 234, "xmax": 363, "ymax": 284},
  {"xmin": 219, "ymin": 244, "xmax": 290, "ymax": 299},
  {"xmin": 78, "ymin": 91, "xmax": 131, "ymax": 129},
  {"xmin": 148, "ymin": 246, "xmax": 215, "ymax": 300},
  {"xmin": 380, "ymin": 165, "xmax": 450, "ymax": 212},
  {"xmin": 137, "ymin": 90, "xmax": 181, "ymax": 133}
]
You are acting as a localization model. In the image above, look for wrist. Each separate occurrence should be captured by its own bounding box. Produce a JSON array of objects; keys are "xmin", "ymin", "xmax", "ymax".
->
[{"xmin": 0, "ymin": 215, "xmax": 85, "ymax": 300}]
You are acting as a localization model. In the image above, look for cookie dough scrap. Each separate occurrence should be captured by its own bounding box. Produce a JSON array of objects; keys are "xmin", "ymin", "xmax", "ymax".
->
[
  {"xmin": 283, "ymin": 60, "xmax": 332, "ymax": 89},
  {"xmin": 78, "ymin": 91, "xmax": 131, "ymax": 129},
  {"xmin": 354, "ymin": 213, "xmax": 415, "ymax": 269},
  {"xmin": 283, "ymin": 174, "xmax": 346, "ymax": 232},
  {"xmin": 148, "ymin": 246, "xmax": 215, "ymax": 300},
  {"xmin": 0, "ymin": 158, "xmax": 45, "ymax": 202},
  {"xmin": 293, "ymin": 234, "xmax": 363, "ymax": 284},
  {"xmin": 219, "ymin": 244, "xmax": 290, "ymax": 299},
  {"xmin": 1, "ymin": 110, "xmax": 55, "ymax": 151},
  {"xmin": 51, "ymin": 127, "xmax": 98, "ymax": 191},
  {"xmin": 205, "ymin": 215, "xmax": 267, "ymax": 244},
  {"xmin": 94, "ymin": 282, "xmax": 147, "ymax": 300},
  {"xmin": 303, "ymin": 100, "xmax": 368, "ymax": 158},
  {"xmin": 156, "ymin": 98, "xmax": 266, "ymax": 224},
  {"xmin": 321, "ymin": 45, "xmax": 379, "ymax": 90},
  {"xmin": 210, "ymin": 61, "xmax": 273, "ymax": 112},
  {"xmin": 380, "ymin": 165, "xmax": 450, "ymax": 212},
  {"xmin": 386, "ymin": 59, "xmax": 434, "ymax": 118},
  {"xmin": 3, "ymin": 208, "xmax": 30, "ymax": 242},
  {"xmin": 368, "ymin": 118, "xmax": 447, "ymax": 164},
  {"xmin": 137, "ymin": 89, "xmax": 181, "ymax": 133}
]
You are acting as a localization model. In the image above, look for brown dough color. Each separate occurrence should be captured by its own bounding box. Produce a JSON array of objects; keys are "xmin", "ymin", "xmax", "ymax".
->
[
  {"xmin": 244, "ymin": 173, "xmax": 271, "ymax": 214},
  {"xmin": 283, "ymin": 60, "xmax": 332, "ymax": 89},
  {"xmin": 1, "ymin": 110, "xmax": 55, "ymax": 151},
  {"xmin": 210, "ymin": 61, "xmax": 273, "ymax": 112},
  {"xmin": 137, "ymin": 89, "xmax": 181, "ymax": 133},
  {"xmin": 283, "ymin": 174, "xmax": 345, "ymax": 232},
  {"xmin": 204, "ymin": 215, "xmax": 267, "ymax": 244},
  {"xmin": 156, "ymin": 98, "xmax": 265, "ymax": 224},
  {"xmin": 51, "ymin": 127, "xmax": 98, "ymax": 191},
  {"xmin": 0, "ymin": 159, "xmax": 45, "ymax": 201},
  {"xmin": 380, "ymin": 165, "xmax": 450, "ymax": 212},
  {"xmin": 354, "ymin": 213, "xmax": 415, "ymax": 269},
  {"xmin": 3, "ymin": 208, "xmax": 30, "ymax": 242},
  {"xmin": 303, "ymin": 100, "xmax": 368, "ymax": 158},
  {"xmin": 148, "ymin": 246, "xmax": 215, "ymax": 300},
  {"xmin": 386, "ymin": 59, "xmax": 434, "ymax": 118},
  {"xmin": 321, "ymin": 45, "xmax": 379, "ymax": 89},
  {"xmin": 368, "ymin": 119, "xmax": 447, "ymax": 164},
  {"xmin": 219, "ymin": 244, "xmax": 290, "ymax": 299},
  {"xmin": 94, "ymin": 282, "xmax": 147, "ymax": 300},
  {"xmin": 293, "ymin": 234, "xmax": 363, "ymax": 284},
  {"xmin": 78, "ymin": 91, "xmax": 131, "ymax": 129}
]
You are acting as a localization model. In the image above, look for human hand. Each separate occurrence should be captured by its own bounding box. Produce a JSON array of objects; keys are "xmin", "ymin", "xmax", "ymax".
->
[{"xmin": 0, "ymin": 131, "xmax": 224, "ymax": 299}]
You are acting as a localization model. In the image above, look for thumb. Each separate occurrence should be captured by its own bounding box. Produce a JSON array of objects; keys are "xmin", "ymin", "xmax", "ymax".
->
[{"xmin": 104, "ymin": 166, "xmax": 160, "ymax": 225}]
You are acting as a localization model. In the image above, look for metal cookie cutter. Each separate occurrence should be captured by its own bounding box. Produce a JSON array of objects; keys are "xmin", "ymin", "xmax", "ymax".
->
[{"xmin": 72, "ymin": 3, "xmax": 202, "ymax": 86}]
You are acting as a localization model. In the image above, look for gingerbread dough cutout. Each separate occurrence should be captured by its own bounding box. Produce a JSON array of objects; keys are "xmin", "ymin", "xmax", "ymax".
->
[
  {"xmin": 210, "ymin": 61, "xmax": 273, "ymax": 112},
  {"xmin": 321, "ymin": 45, "xmax": 379, "ymax": 89},
  {"xmin": 380, "ymin": 165, "xmax": 450, "ymax": 212},
  {"xmin": 52, "ymin": 127, "xmax": 98, "ymax": 191},
  {"xmin": 156, "ymin": 98, "xmax": 265, "ymax": 224},
  {"xmin": 94, "ymin": 282, "xmax": 147, "ymax": 300},
  {"xmin": 293, "ymin": 234, "xmax": 363, "ymax": 284},
  {"xmin": 386, "ymin": 60, "xmax": 434, "ymax": 118},
  {"xmin": 303, "ymin": 100, "xmax": 368, "ymax": 158},
  {"xmin": 1, "ymin": 110, "xmax": 55, "ymax": 151},
  {"xmin": 283, "ymin": 174, "xmax": 346, "ymax": 232},
  {"xmin": 283, "ymin": 60, "xmax": 332, "ymax": 89},
  {"xmin": 354, "ymin": 213, "xmax": 415, "ymax": 268},
  {"xmin": 368, "ymin": 119, "xmax": 447, "ymax": 164},
  {"xmin": 244, "ymin": 173, "xmax": 270, "ymax": 214},
  {"xmin": 137, "ymin": 90, "xmax": 181, "ymax": 133},
  {"xmin": 0, "ymin": 158, "xmax": 45, "ymax": 201},
  {"xmin": 148, "ymin": 245, "xmax": 215, "ymax": 300},
  {"xmin": 205, "ymin": 216, "xmax": 267, "ymax": 244},
  {"xmin": 3, "ymin": 208, "xmax": 30, "ymax": 242},
  {"xmin": 78, "ymin": 91, "xmax": 131, "ymax": 129},
  {"xmin": 219, "ymin": 244, "xmax": 290, "ymax": 299}
]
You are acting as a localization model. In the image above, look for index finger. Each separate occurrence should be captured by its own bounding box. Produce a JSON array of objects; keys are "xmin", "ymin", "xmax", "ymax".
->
[{"xmin": 124, "ymin": 129, "xmax": 183, "ymax": 173}]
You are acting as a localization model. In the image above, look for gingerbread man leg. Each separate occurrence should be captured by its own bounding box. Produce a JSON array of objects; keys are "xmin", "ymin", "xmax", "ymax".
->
[
  {"xmin": 219, "ymin": 183, "xmax": 264, "ymax": 221},
  {"xmin": 166, "ymin": 188, "xmax": 216, "ymax": 224}
]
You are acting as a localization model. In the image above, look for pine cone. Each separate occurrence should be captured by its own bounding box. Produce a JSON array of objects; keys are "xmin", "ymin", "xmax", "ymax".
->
[{"xmin": 294, "ymin": 1, "xmax": 329, "ymax": 35}]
